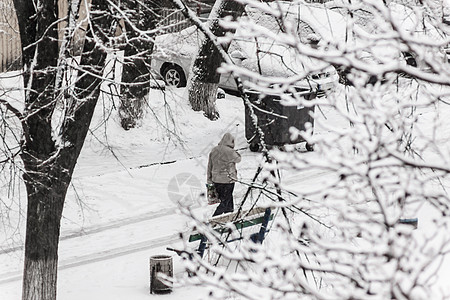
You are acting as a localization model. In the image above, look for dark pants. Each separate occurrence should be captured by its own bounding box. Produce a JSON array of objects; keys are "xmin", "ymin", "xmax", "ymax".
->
[
  {"xmin": 212, "ymin": 182, "xmax": 235, "ymax": 216},
  {"xmin": 198, "ymin": 182, "xmax": 235, "ymax": 256}
]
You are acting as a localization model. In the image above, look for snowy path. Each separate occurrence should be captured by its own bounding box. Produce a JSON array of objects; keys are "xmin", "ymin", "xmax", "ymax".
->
[
  {"xmin": 0, "ymin": 86, "xmax": 350, "ymax": 299},
  {"xmin": 0, "ymin": 150, "xmax": 326, "ymax": 287},
  {"xmin": 1, "ymin": 206, "xmax": 183, "ymax": 256},
  {"xmin": 0, "ymin": 153, "xmax": 209, "ymax": 286},
  {"xmin": 0, "ymin": 204, "xmax": 192, "ymax": 284}
]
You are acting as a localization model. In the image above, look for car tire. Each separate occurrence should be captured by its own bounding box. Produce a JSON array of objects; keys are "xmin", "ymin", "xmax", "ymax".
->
[
  {"xmin": 249, "ymin": 142, "xmax": 260, "ymax": 152},
  {"xmin": 162, "ymin": 64, "xmax": 187, "ymax": 88}
]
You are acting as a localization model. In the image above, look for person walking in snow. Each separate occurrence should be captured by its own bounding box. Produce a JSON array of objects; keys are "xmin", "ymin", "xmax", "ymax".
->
[{"xmin": 207, "ymin": 132, "xmax": 241, "ymax": 216}]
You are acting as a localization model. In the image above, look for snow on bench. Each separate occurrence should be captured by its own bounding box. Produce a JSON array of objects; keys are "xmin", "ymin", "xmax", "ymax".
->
[{"xmin": 188, "ymin": 207, "xmax": 272, "ymax": 242}]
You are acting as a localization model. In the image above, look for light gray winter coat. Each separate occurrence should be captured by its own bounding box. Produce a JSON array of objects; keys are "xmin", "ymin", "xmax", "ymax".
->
[{"xmin": 207, "ymin": 133, "xmax": 241, "ymax": 184}]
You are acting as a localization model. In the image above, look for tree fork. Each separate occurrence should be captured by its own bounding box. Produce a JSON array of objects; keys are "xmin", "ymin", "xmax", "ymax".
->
[{"xmin": 14, "ymin": 0, "xmax": 116, "ymax": 299}]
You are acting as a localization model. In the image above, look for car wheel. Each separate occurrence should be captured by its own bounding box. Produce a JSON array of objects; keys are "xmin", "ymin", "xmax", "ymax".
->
[
  {"xmin": 162, "ymin": 64, "xmax": 186, "ymax": 87},
  {"xmin": 249, "ymin": 142, "xmax": 260, "ymax": 152}
]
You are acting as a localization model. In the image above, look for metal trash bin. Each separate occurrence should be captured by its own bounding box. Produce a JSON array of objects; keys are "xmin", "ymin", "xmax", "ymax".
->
[
  {"xmin": 149, "ymin": 255, "xmax": 173, "ymax": 294},
  {"xmin": 245, "ymin": 91, "xmax": 316, "ymax": 152}
]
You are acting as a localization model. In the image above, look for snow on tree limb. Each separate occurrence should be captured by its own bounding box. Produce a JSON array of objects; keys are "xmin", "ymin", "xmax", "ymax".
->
[{"xmin": 171, "ymin": 1, "xmax": 450, "ymax": 299}]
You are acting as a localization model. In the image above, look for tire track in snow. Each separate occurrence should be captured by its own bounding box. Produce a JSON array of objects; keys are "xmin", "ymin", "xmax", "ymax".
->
[
  {"xmin": 282, "ymin": 169, "xmax": 331, "ymax": 186},
  {"xmin": 0, "ymin": 205, "xmax": 187, "ymax": 255},
  {"xmin": 0, "ymin": 232, "xmax": 182, "ymax": 285},
  {"xmin": 0, "ymin": 156, "xmax": 329, "ymax": 285}
]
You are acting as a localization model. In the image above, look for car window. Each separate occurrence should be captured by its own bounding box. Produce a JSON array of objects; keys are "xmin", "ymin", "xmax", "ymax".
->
[
  {"xmin": 244, "ymin": 5, "xmax": 321, "ymax": 48},
  {"xmin": 328, "ymin": 6, "xmax": 376, "ymax": 33},
  {"xmin": 297, "ymin": 21, "xmax": 319, "ymax": 46},
  {"xmin": 155, "ymin": 26, "xmax": 204, "ymax": 55},
  {"xmin": 246, "ymin": 7, "xmax": 283, "ymax": 33}
]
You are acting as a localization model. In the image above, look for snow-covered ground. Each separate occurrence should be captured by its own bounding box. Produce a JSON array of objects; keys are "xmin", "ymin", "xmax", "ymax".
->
[
  {"xmin": 1, "ymin": 76, "xmax": 450, "ymax": 299},
  {"xmin": 0, "ymin": 81, "xmax": 313, "ymax": 299},
  {"xmin": 0, "ymin": 83, "xmax": 253, "ymax": 299}
]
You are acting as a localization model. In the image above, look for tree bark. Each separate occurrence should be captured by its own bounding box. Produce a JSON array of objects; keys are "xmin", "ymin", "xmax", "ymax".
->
[
  {"xmin": 118, "ymin": 0, "xmax": 162, "ymax": 130},
  {"xmin": 188, "ymin": 0, "xmax": 245, "ymax": 120},
  {"xmin": 12, "ymin": 0, "xmax": 115, "ymax": 299},
  {"xmin": 21, "ymin": 167, "xmax": 70, "ymax": 300}
]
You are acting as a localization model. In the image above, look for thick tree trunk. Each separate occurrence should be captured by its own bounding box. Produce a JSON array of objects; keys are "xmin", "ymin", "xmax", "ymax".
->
[
  {"xmin": 14, "ymin": 0, "xmax": 62, "ymax": 298},
  {"xmin": 118, "ymin": 1, "xmax": 162, "ymax": 130},
  {"xmin": 21, "ymin": 170, "xmax": 68, "ymax": 300},
  {"xmin": 13, "ymin": 0, "xmax": 115, "ymax": 299},
  {"xmin": 188, "ymin": 0, "xmax": 245, "ymax": 120},
  {"xmin": 189, "ymin": 80, "xmax": 221, "ymax": 119}
]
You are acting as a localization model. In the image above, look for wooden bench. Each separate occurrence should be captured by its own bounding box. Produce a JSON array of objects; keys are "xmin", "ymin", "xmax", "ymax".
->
[
  {"xmin": 189, "ymin": 207, "xmax": 273, "ymax": 257},
  {"xmin": 398, "ymin": 218, "xmax": 418, "ymax": 229}
]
